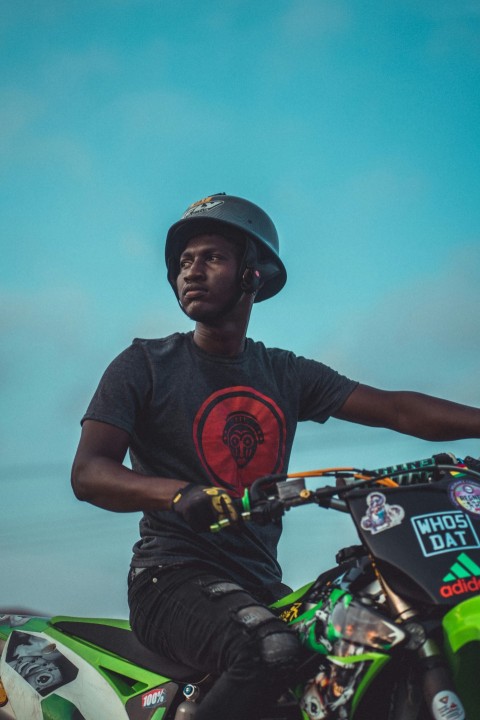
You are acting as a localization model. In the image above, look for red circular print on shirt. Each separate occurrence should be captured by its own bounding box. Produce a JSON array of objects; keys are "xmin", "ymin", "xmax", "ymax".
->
[{"xmin": 193, "ymin": 386, "xmax": 286, "ymax": 496}]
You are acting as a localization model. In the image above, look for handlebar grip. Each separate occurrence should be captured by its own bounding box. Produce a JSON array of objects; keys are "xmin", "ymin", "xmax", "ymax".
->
[
  {"xmin": 210, "ymin": 493, "xmax": 252, "ymax": 532},
  {"xmin": 210, "ymin": 517, "xmax": 235, "ymax": 532}
]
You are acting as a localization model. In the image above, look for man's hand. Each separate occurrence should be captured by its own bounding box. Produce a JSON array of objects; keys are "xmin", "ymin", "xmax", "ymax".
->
[{"xmin": 172, "ymin": 484, "xmax": 240, "ymax": 532}]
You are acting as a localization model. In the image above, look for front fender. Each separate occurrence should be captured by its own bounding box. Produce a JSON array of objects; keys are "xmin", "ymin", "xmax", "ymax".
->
[{"xmin": 443, "ymin": 594, "xmax": 480, "ymax": 719}]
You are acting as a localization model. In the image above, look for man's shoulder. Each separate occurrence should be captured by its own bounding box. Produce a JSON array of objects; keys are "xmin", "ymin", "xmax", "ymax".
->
[
  {"xmin": 247, "ymin": 340, "xmax": 348, "ymax": 379},
  {"xmin": 247, "ymin": 339, "xmax": 296, "ymax": 365},
  {"xmin": 132, "ymin": 332, "xmax": 191, "ymax": 356},
  {"xmin": 247, "ymin": 338, "xmax": 293, "ymax": 357}
]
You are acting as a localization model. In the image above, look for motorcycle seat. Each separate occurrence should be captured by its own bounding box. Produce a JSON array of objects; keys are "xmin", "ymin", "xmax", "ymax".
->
[{"xmin": 51, "ymin": 618, "xmax": 205, "ymax": 682}]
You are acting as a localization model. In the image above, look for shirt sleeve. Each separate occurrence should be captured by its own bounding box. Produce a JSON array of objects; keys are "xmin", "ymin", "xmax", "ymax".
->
[
  {"xmin": 81, "ymin": 341, "xmax": 152, "ymax": 435},
  {"xmin": 295, "ymin": 355, "xmax": 358, "ymax": 423}
]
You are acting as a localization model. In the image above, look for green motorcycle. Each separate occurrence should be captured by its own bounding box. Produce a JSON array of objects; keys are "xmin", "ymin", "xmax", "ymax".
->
[{"xmin": 1, "ymin": 452, "xmax": 480, "ymax": 719}]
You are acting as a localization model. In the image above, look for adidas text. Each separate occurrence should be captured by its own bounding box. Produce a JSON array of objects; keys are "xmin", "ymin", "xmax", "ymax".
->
[{"xmin": 440, "ymin": 576, "xmax": 480, "ymax": 598}]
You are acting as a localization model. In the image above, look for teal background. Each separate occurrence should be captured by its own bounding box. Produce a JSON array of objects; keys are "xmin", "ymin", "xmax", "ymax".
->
[{"xmin": 1, "ymin": 1, "xmax": 479, "ymax": 616}]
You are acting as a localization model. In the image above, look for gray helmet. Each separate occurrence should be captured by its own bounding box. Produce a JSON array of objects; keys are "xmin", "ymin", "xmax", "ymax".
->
[{"xmin": 165, "ymin": 193, "xmax": 287, "ymax": 302}]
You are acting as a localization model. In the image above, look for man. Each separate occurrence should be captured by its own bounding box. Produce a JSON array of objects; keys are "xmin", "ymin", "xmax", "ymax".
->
[{"xmin": 71, "ymin": 193, "xmax": 480, "ymax": 720}]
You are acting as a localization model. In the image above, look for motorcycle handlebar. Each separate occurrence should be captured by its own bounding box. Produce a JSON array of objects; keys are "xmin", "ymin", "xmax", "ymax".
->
[
  {"xmin": 210, "ymin": 452, "xmax": 480, "ymax": 532},
  {"xmin": 366, "ymin": 452, "xmax": 457, "ymax": 485}
]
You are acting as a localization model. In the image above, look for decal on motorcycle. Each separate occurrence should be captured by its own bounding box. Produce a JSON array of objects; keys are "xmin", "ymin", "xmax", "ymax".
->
[
  {"xmin": 448, "ymin": 479, "xmax": 480, "ymax": 520},
  {"xmin": 295, "ymin": 596, "xmax": 336, "ymax": 654},
  {"xmin": 126, "ymin": 681, "xmax": 177, "ymax": 719},
  {"xmin": 360, "ymin": 492, "xmax": 405, "ymax": 534},
  {"xmin": 0, "ymin": 615, "xmax": 30, "ymax": 628},
  {"xmin": 431, "ymin": 690, "xmax": 465, "ymax": 720},
  {"xmin": 279, "ymin": 602, "xmax": 304, "ymax": 623},
  {"xmin": 411, "ymin": 511, "xmax": 480, "ymax": 557},
  {"xmin": 141, "ymin": 687, "xmax": 167, "ymax": 708},
  {"xmin": 5, "ymin": 631, "xmax": 78, "ymax": 697},
  {"xmin": 439, "ymin": 552, "xmax": 480, "ymax": 599}
]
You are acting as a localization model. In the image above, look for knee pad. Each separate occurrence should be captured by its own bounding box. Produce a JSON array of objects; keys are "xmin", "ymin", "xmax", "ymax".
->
[
  {"xmin": 197, "ymin": 580, "xmax": 300, "ymax": 674},
  {"xmin": 232, "ymin": 604, "xmax": 300, "ymax": 672},
  {"xmin": 259, "ymin": 627, "xmax": 300, "ymax": 670}
]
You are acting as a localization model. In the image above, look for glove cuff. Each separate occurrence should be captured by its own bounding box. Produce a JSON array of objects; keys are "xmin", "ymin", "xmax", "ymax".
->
[{"xmin": 171, "ymin": 482, "xmax": 199, "ymax": 510}]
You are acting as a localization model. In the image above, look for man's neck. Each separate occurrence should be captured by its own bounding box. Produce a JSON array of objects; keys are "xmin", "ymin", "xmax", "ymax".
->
[
  {"xmin": 189, "ymin": 291, "xmax": 254, "ymax": 357},
  {"xmin": 192, "ymin": 322, "xmax": 247, "ymax": 357}
]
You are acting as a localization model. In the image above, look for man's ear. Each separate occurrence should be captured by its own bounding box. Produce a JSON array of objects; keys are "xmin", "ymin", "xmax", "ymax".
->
[{"xmin": 240, "ymin": 267, "xmax": 262, "ymax": 294}]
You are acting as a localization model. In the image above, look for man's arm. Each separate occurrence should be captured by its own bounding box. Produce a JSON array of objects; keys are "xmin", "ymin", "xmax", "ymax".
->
[
  {"xmin": 334, "ymin": 383, "xmax": 480, "ymax": 441},
  {"xmin": 71, "ymin": 419, "xmax": 187, "ymax": 512}
]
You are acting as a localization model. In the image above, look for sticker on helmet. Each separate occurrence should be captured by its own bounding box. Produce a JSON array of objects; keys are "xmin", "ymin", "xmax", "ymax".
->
[{"xmin": 182, "ymin": 197, "xmax": 224, "ymax": 218}]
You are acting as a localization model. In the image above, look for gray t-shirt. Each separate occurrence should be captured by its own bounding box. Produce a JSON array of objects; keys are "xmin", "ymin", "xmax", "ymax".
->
[{"xmin": 82, "ymin": 332, "xmax": 357, "ymax": 594}]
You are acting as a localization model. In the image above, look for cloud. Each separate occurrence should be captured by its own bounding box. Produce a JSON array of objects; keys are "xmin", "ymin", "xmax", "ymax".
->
[
  {"xmin": 1, "ymin": 40, "xmax": 122, "ymax": 177},
  {"xmin": 344, "ymin": 163, "xmax": 428, "ymax": 214},
  {"xmin": 103, "ymin": 86, "xmax": 232, "ymax": 144},
  {"xmin": 317, "ymin": 242, "xmax": 480, "ymax": 403},
  {"xmin": 0, "ymin": 86, "xmax": 96, "ymax": 181},
  {"xmin": 0, "ymin": 286, "xmax": 90, "ymax": 349},
  {"xmin": 404, "ymin": 0, "xmax": 480, "ymax": 62},
  {"xmin": 0, "ymin": 89, "xmax": 45, "ymax": 158},
  {"xmin": 0, "ymin": 281, "xmax": 187, "ymax": 464},
  {"xmin": 37, "ymin": 45, "xmax": 120, "ymax": 91},
  {"xmin": 413, "ymin": 0, "xmax": 480, "ymax": 21},
  {"xmin": 279, "ymin": 0, "xmax": 352, "ymax": 41}
]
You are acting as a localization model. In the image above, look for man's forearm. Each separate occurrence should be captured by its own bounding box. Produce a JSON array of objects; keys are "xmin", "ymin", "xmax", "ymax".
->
[
  {"xmin": 391, "ymin": 391, "xmax": 480, "ymax": 441},
  {"xmin": 336, "ymin": 384, "xmax": 480, "ymax": 442},
  {"xmin": 71, "ymin": 457, "xmax": 187, "ymax": 512}
]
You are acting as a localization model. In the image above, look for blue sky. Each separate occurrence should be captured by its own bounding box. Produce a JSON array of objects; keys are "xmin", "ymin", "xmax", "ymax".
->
[{"xmin": 1, "ymin": 0, "xmax": 479, "ymax": 616}]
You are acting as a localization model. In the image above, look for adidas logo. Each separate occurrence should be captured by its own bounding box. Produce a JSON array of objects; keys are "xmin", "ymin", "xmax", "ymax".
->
[
  {"xmin": 440, "ymin": 552, "xmax": 480, "ymax": 598},
  {"xmin": 443, "ymin": 552, "xmax": 480, "ymax": 581}
]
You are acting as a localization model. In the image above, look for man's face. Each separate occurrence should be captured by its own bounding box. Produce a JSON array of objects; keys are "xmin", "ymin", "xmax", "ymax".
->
[{"xmin": 176, "ymin": 234, "xmax": 243, "ymax": 321}]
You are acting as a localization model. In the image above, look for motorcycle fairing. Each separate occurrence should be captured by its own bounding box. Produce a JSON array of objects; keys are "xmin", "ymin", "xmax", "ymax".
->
[
  {"xmin": 0, "ymin": 630, "xmax": 128, "ymax": 719},
  {"xmin": 346, "ymin": 477, "xmax": 480, "ymax": 606},
  {"xmin": 271, "ymin": 582, "xmax": 315, "ymax": 610},
  {"xmin": 0, "ymin": 618, "xmax": 180, "ymax": 719},
  {"xmin": 270, "ymin": 582, "xmax": 317, "ymax": 625},
  {"xmin": 291, "ymin": 582, "xmax": 406, "ymax": 720},
  {"xmin": 442, "ymin": 594, "xmax": 480, "ymax": 720},
  {"xmin": 4, "ymin": 630, "xmax": 79, "ymax": 697}
]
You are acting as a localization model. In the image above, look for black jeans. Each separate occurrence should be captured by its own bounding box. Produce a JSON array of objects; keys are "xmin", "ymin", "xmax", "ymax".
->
[{"xmin": 128, "ymin": 564, "xmax": 300, "ymax": 720}]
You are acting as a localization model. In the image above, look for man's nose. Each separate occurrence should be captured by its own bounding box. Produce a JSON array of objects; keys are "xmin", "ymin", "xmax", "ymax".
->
[{"xmin": 184, "ymin": 257, "xmax": 206, "ymax": 278}]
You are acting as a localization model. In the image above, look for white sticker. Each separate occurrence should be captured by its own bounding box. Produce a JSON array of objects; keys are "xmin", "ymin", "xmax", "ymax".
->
[
  {"xmin": 431, "ymin": 690, "xmax": 465, "ymax": 720},
  {"xmin": 360, "ymin": 492, "xmax": 405, "ymax": 534},
  {"xmin": 449, "ymin": 479, "xmax": 480, "ymax": 519},
  {"xmin": 411, "ymin": 511, "xmax": 480, "ymax": 557}
]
